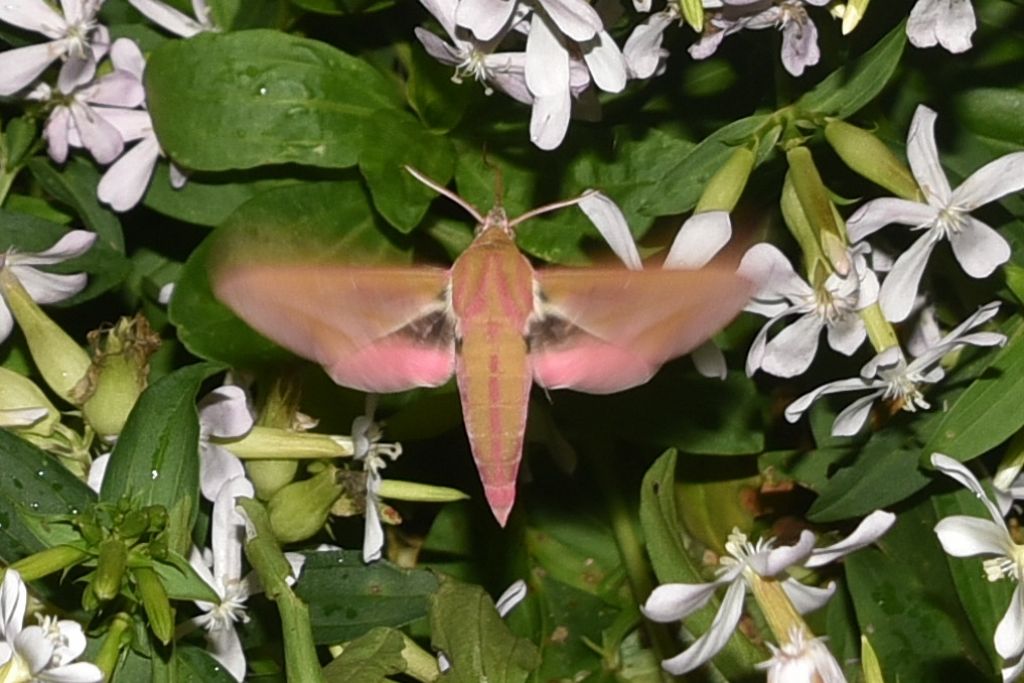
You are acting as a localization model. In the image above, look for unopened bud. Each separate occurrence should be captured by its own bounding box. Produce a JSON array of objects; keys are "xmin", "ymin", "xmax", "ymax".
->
[
  {"xmin": 10, "ymin": 545, "xmax": 89, "ymax": 581},
  {"xmin": 696, "ymin": 145, "xmax": 755, "ymax": 213},
  {"xmin": 377, "ymin": 480, "xmax": 469, "ymax": 503},
  {"xmin": 77, "ymin": 314, "xmax": 160, "ymax": 438},
  {"xmin": 94, "ymin": 538, "xmax": 127, "ymax": 601},
  {"xmin": 0, "ymin": 269, "xmax": 90, "ymax": 404},
  {"xmin": 681, "ymin": 0, "xmax": 704, "ymax": 32},
  {"xmin": 825, "ymin": 119, "xmax": 920, "ymax": 201},
  {"xmin": 841, "ymin": 0, "xmax": 870, "ymax": 35},
  {"xmin": 134, "ymin": 566, "xmax": 174, "ymax": 645},
  {"xmin": 268, "ymin": 465, "xmax": 343, "ymax": 543}
]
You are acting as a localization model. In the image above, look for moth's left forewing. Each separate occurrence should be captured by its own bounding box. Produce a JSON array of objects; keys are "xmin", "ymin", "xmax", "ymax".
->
[{"xmin": 530, "ymin": 267, "xmax": 752, "ymax": 394}]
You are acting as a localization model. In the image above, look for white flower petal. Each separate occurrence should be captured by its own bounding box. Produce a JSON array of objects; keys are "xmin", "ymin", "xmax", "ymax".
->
[
  {"xmin": 87, "ymin": 453, "xmax": 110, "ymax": 493},
  {"xmin": 846, "ymin": 198, "xmax": 939, "ymax": 242},
  {"xmin": 907, "ymin": 0, "xmax": 976, "ymax": 53},
  {"xmin": 110, "ymin": 37, "xmax": 146, "ymax": 79},
  {"xmin": 529, "ymin": 92, "xmax": 571, "ymax": 150},
  {"xmin": 878, "ymin": 230, "xmax": 942, "ymax": 322},
  {"xmin": 0, "ymin": 42, "xmax": 64, "ymax": 96},
  {"xmin": 784, "ymin": 378, "xmax": 878, "ymax": 424},
  {"xmin": 526, "ymin": 13, "xmax": 569, "ymax": 98},
  {"xmin": 805, "ymin": 510, "xmax": 895, "ymax": 567},
  {"xmin": 779, "ymin": 12, "xmax": 819, "ymax": 77},
  {"xmin": 538, "ymin": 0, "xmax": 603, "ymax": 41},
  {"xmin": 69, "ymin": 101, "xmax": 124, "ymax": 164},
  {"xmin": 413, "ymin": 28, "xmax": 461, "ymax": 66},
  {"xmin": 952, "ymin": 151, "xmax": 1024, "ymax": 210},
  {"xmin": 753, "ymin": 531, "xmax": 816, "ymax": 576},
  {"xmin": 577, "ymin": 191, "xmax": 641, "ymax": 270},
  {"xmin": 199, "ymin": 386, "xmax": 255, "ymax": 439},
  {"xmin": 15, "ymin": 625, "xmax": 56, "ymax": 673},
  {"xmin": 455, "ymin": 0, "xmax": 515, "ymax": 41},
  {"xmin": 934, "ymin": 516, "xmax": 1012, "ymax": 557},
  {"xmin": 995, "ymin": 584, "xmax": 1024, "ymax": 660},
  {"xmin": 129, "ymin": 0, "xmax": 207, "ymax": 37},
  {"xmin": 623, "ymin": 10, "xmax": 673, "ymax": 79},
  {"xmin": 642, "ymin": 579, "xmax": 725, "ymax": 622},
  {"xmin": 495, "ymin": 579, "xmax": 527, "ymax": 617},
  {"xmin": 906, "ymin": 105, "xmax": 951, "ymax": 206},
  {"xmin": 13, "ymin": 229, "xmax": 96, "ymax": 265},
  {"xmin": 949, "ymin": 215, "xmax": 1011, "ymax": 278},
  {"xmin": 0, "ymin": 0, "xmax": 66, "ymax": 37},
  {"xmin": 211, "ymin": 476, "xmax": 255, "ymax": 584},
  {"xmin": 199, "ymin": 444, "xmax": 247, "ymax": 503},
  {"xmin": 38, "ymin": 661, "xmax": 105, "ymax": 683},
  {"xmin": 0, "ymin": 569, "xmax": 27, "ymax": 639},
  {"xmin": 825, "ymin": 313, "xmax": 866, "ymax": 356},
  {"xmin": 15, "ymin": 270, "xmax": 87, "ymax": 305},
  {"xmin": 665, "ymin": 212, "xmax": 731, "ymax": 269},
  {"xmin": 363, "ymin": 469, "xmax": 384, "ymax": 563},
  {"xmin": 738, "ymin": 243, "xmax": 812, "ymax": 303},
  {"xmin": 580, "ymin": 30, "xmax": 626, "ymax": 93},
  {"xmin": 205, "ymin": 619, "xmax": 246, "ymax": 681},
  {"xmin": 97, "ymin": 134, "xmax": 162, "ymax": 212},
  {"xmin": 831, "ymin": 392, "xmax": 882, "ymax": 436},
  {"xmin": 691, "ymin": 341, "xmax": 727, "ymax": 380},
  {"xmin": 0, "ymin": 304, "xmax": 13, "ymax": 344},
  {"xmin": 761, "ymin": 313, "xmax": 824, "ymax": 378},
  {"xmin": 779, "ymin": 578, "xmax": 836, "ymax": 614},
  {"xmin": 931, "ymin": 453, "xmax": 1006, "ymax": 525},
  {"xmin": 660, "ymin": 579, "xmax": 746, "ymax": 675}
]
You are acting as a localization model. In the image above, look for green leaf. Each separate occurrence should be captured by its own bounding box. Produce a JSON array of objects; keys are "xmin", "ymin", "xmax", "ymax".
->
[
  {"xmin": 845, "ymin": 497, "xmax": 993, "ymax": 680},
  {"xmin": 0, "ymin": 209, "xmax": 130, "ymax": 304},
  {"xmin": 955, "ymin": 87, "xmax": 1024, "ymax": 149},
  {"xmin": 322, "ymin": 627, "xmax": 408, "ymax": 683},
  {"xmin": 428, "ymin": 574, "xmax": 539, "ymax": 683},
  {"xmin": 147, "ymin": 30, "xmax": 399, "ymax": 171},
  {"xmin": 170, "ymin": 180, "xmax": 412, "ymax": 367},
  {"xmin": 151, "ymin": 551, "xmax": 220, "ymax": 604},
  {"xmin": 100, "ymin": 363, "xmax": 224, "ymax": 556},
  {"xmin": 295, "ymin": 549, "xmax": 439, "ymax": 644},
  {"xmin": 143, "ymin": 167, "xmax": 297, "ymax": 228},
  {"xmin": 922, "ymin": 319, "xmax": 1024, "ymax": 462},
  {"xmin": 26, "ymin": 157, "xmax": 125, "ymax": 252},
  {"xmin": 0, "ymin": 430, "xmax": 95, "ymax": 563},
  {"xmin": 173, "ymin": 644, "xmax": 240, "ymax": 682},
  {"xmin": 797, "ymin": 22, "xmax": 907, "ymax": 118}
]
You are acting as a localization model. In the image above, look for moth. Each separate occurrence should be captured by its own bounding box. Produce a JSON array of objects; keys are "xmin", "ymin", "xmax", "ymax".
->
[{"xmin": 212, "ymin": 169, "xmax": 751, "ymax": 526}]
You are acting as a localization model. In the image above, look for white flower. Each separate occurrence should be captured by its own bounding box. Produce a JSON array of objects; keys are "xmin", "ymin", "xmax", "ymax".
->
[
  {"xmin": 785, "ymin": 301, "xmax": 1005, "ymax": 436},
  {"xmin": 740, "ymin": 243, "xmax": 878, "ymax": 378},
  {"xmin": 0, "ymin": 568, "xmax": 103, "ymax": 683},
  {"xmin": 455, "ymin": 0, "xmax": 602, "ymax": 43},
  {"xmin": 94, "ymin": 39, "xmax": 188, "ymax": 212},
  {"xmin": 127, "ymin": 0, "xmax": 216, "ymax": 37},
  {"xmin": 931, "ymin": 453, "xmax": 1024, "ymax": 682},
  {"xmin": 0, "ymin": 231, "xmax": 97, "ymax": 344},
  {"xmin": 757, "ymin": 626, "xmax": 846, "ymax": 683},
  {"xmin": 690, "ymin": 0, "xmax": 831, "ymax": 77},
  {"xmin": 642, "ymin": 511, "xmax": 894, "ymax": 675},
  {"xmin": 847, "ymin": 105, "xmax": 1024, "ymax": 322},
  {"xmin": 352, "ymin": 414, "xmax": 402, "ymax": 564},
  {"xmin": 0, "ymin": 0, "xmax": 109, "ymax": 95},
  {"xmin": 28, "ymin": 42, "xmax": 146, "ymax": 166},
  {"xmin": 197, "ymin": 385, "xmax": 254, "ymax": 503},
  {"xmin": 907, "ymin": 0, "xmax": 976, "ymax": 53},
  {"xmin": 623, "ymin": 6, "xmax": 676, "ymax": 79}
]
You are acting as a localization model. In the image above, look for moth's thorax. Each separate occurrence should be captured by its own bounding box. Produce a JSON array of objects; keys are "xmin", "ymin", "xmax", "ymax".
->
[{"xmin": 451, "ymin": 226, "xmax": 534, "ymax": 324}]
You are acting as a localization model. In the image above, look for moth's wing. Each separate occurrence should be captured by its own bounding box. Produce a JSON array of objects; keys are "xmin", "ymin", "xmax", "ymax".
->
[
  {"xmin": 212, "ymin": 263, "xmax": 456, "ymax": 393},
  {"xmin": 531, "ymin": 267, "xmax": 751, "ymax": 394}
]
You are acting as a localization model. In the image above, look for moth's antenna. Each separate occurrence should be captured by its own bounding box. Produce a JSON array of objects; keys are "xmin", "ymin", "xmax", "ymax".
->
[
  {"xmin": 508, "ymin": 190, "xmax": 599, "ymax": 229},
  {"xmin": 404, "ymin": 165, "xmax": 486, "ymax": 225}
]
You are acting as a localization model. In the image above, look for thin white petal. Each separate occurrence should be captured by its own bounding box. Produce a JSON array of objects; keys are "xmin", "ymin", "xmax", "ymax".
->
[
  {"xmin": 846, "ymin": 198, "xmax": 939, "ymax": 242},
  {"xmin": 660, "ymin": 579, "xmax": 746, "ymax": 675},
  {"xmin": 826, "ymin": 314, "xmax": 866, "ymax": 356},
  {"xmin": 995, "ymin": 584, "xmax": 1024, "ymax": 661},
  {"xmin": 805, "ymin": 510, "xmax": 896, "ymax": 567},
  {"xmin": 761, "ymin": 313, "xmax": 824, "ymax": 378},
  {"xmin": 495, "ymin": 579, "xmax": 527, "ymax": 617},
  {"xmin": 128, "ymin": 0, "xmax": 206, "ymax": 37},
  {"xmin": 15, "ymin": 270, "xmax": 87, "ymax": 304},
  {"xmin": 907, "ymin": 0, "xmax": 976, "ymax": 53},
  {"xmin": 211, "ymin": 476, "xmax": 255, "ymax": 583},
  {"xmin": 580, "ymin": 30, "xmax": 626, "ymax": 93},
  {"xmin": 934, "ymin": 516, "xmax": 1011, "ymax": 557},
  {"xmin": 526, "ymin": 14, "xmax": 569, "ymax": 98},
  {"xmin": 784, "ymin": 378, "xmax": 879, "ymax": 423},
  {"xmin": 205, "ymin": 621, "xmax": 246, "ymax": 681},
  {"xmin": 199, "ymin": 386, "xmax": 254, "ymax": 439},
  {"xmin": 0, "ymin": 569, "xmax": 27, "ymax": 639},
  {"xmin": 97, "ymin": 135, "xmax": 162, "ymax": 212},
  {"xmin": 0, "ymin": 42, "xmax": 64, "ymax": 96},
  {"xmin": 0, "ymin": 304, "xmax": 13, "ymax": 344},
  {"xmin": 69, "ymin": 101, "xmax": 124, "ymax": 164},
  {"xmin": 779, "ymin": 13, "xmax": 819, "ymax": 77},
  {"xmin": 691, "ymin": 341, "xmax": 727, "ymax": 380},
  {"xmin": 931, "ymin": 453, "xmax": 1007, "ymax": 526},
  {"xmin": 952, "ymin": 152, "xmax": 1024, "ymax": 210},
  {"xmin": 0, "ymin": 0, "xmax": 66, "ymax": 37},
  {"xmin": 538, "ymin": 0, "xmax": 603, "ymax": 41},
  {"xmin": 780, "ymin": 578, "xmax": 836, "ymax": 614},
  {"xmin": 642, "ymin": 579, "xmax": 725, "ymax": 622},
  {"xmin": 665, "ymin": 212, "xmax": 731, "ymax": 269},
  {"xmin": 878, "ymin": 230, "xmax": 941, "ymax": 322},
  {"xmin": 577, "ymin": 191, "xmax": 641, "ymax": 270},
  {"xmin": 199, "ymin": 445, "xmax": 247, "ymax": 503},
  {"xmin": 753, "ymin": 531, "xmax": 816, "ymax": 576},
  {"xmin": 623, "ymin": 10, "xmax": 673, "ymax": 79},
  {"xmin": 831, "ymin": 392, "xmax": 882, "ymax": 436},
  {"xmin": 906, "ymin": 105, "xmax": 951, "ymax": 206},
  {"xmin": 455, "ymin": 0, "xmax": 515, "ymax": 41},
  {"xmin": 12, "ymin": 230, "xmax": 96, "ymax": 265}
]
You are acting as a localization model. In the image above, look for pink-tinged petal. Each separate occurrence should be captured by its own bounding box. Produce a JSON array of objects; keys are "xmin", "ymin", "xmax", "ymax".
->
[
  {"xmin": 59, "ymin": 0, "xmax": 83, "ymax": 23},
  {"xmin": 878, "ymin": 230, "xmax": 941, "ymax": 322},
  {"xmin": 660, "ymin": 579, "xmax": 746, "ymax": 675},
  {"xmin": 623, "ymin": 10, "xmax": 673, "ymax": 79},
  {"xmin": 779, "ymin": 13, "xmax": 819, "ymax": 77},
  {"xmin": 951, "ymin": 152, "xmax": 1024, "ymax": 210},
  {"xmin": 907, "ymin": 0, "xmax": 976, "ymax": 53},
  {"xmin": 455, "ymin": 0, "xmax": 515, "ymax": 41},
  {"xmin": 539, "ymin": 0, "xmax": 602, "ymax": 41},
  {"xmin": 89, "ymin": 71, "xmax": 145, "ymax": 107},
  {"xmin": 69, "ymin": 101, "xmax": 124, "ymax": 164},
  {"xmin": 688, "ymin": 26, "xmax": 728, "ymax": 60},
  {"xmin": 805, "ymin": 510, "xmax": 896, "ymax": 567},
  {"xmin": 906, "ymin": 105, "xmax": 951, "ymax": 206},
  {"xmin": 665, "ymin": 212, "xmax": 731, "ymax": 269},
  {"xmin": 87, "ymin": 453, "xmax": 109, "ymax": 493},
  {"xmin": 487, "ymin": 60, "xmax": 532, "ymax": 104},
  {"xmin": 13, "ymin": 230, "xmax": 96, "ymax": 266},
  {"xmin": 825, "ymin": 313, "xmax": 866, "ymax": 356},
  {"xmin": 37, "ymin": 661, "xmax": 104, "ymax": 683},
  {"xmin": 780, "ymin": 578, "xmax": 836, "ymax": 614},
  {"xmin": 58, "ymin": 49, "xmax": 97, "ymax": 94},
  {"xmin": 931, "ymin": 453, "xmax": 1006, "ymax": 525},
  {"xmin": 753, "ymin": 531, "xmax": 816, "ymax": 576},
  {"xmin": 934, "ymin": 516, "xmax": 1011, "ymax": 557},
  {"xmin": 526, "ymin": 13, "xmax": 569, "ymax": 98},
  {"xmin": 691, "ymin": 341, "xmax": 727, "ymax": 380},
  {"xmin": 784, "ymin": 379, "xmax": 878, "ymax": 424},
  {"xmin": 831, "ymin": 392, "xmax": 881, "ymax": 436},
  {"xmin": 0, "ymin": 0, "xmax": 66, "ymax": 37},
  {"xmin": 846, "ymin": 198, "xmax": 939, "ymax": 241},
  {"xmin": 97, "ymin": 134, "xmax": 162, "ymax": 211},
  {"xmin": 413, "ymin": 28, "xmax": 461, "ymax": 66},
  {"xmin": 0, "ymin": 42, "xmax": 64, "ymax": 95},
  {"xmin": 110, "ymin": 37, "xmax": 146, "ymax": 78},
  {"xmin": 45, "ymin": 106, "xmax": 71, "ymax": 164},
  {"xmin": 0, "ymin": 568, "xmax": 27, "ymax": 638},
  {"xmin": 577, "ymin": 192, "xmax": 641, "ymax": 270},
  {"xmin": 205, "ymin": 619, "xmax": 246, "ymax": 681},
  {"xmin": 16, "ymin": 270, "xmax": 87, "ymax": 304},
  {"xmin": 761, "ymin": 313, "xmax": 824, "ymax": 378},
  {"xmin": 642, "ymin": 580, "xmax": 724, "ymax": 622},
  {"xmin": 92, "ymin": 107, "xmax": 153, "ymax": 142},
  {"xmin": 128, "ymin": 0, "xmax": 206, "ymax": 37},
  {"xmin": 199, "ymin": 444, "xmax": 246, "ymax": 503},
  {"xmin": 949, "ymin": 216, "xmax": 1010, "ymax": 278},
  {"xmin": 211, "ymin": 476, "xmax": 254, "ymax": 584},
  {"xmin": 995, "ymin": 584, "xmax": 1024, "ymax": 661},
  {"xmin": 0, "ymin": 304, "xmax": 14, "ymax": 344},
  {"xmin": 199, "ymin": 385, "xmax": 254, "ymax": 439},
  {"xmin": 580, "ymin": 30, "xmax": 626, "ymax": 93}
]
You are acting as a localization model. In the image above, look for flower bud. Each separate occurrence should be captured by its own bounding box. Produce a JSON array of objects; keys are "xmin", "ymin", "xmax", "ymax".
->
[
  {"xmin": 0, "ymin": 269, "xmax": 90, "ymax": 404},
  {"xmin": 841, "ymin": 0, "xmax": 870, "ymax": 35},
  {"xmin": 784, "ymin": 148, "xmax": 850, "ymax": 277},
  {"xmin": 377, "ymin": 480, "xmax": 469, "ymax": 503},
  {"xmin": 681, "ymin": 0, "xmax": 704, "ymax": 32},
  {"xmin": 825, "ymin": 119, "xmax": 920, "ymax": 201},
  {"xmin": 93, "ymin": 538, "xmax": 127, "ymax": 601},
  {"xmin": 0, "ymin": 367, "xmax": 59, "ymax": 436},
  {"xmin": 10, "ymin": 545, "xmax": 89, "ymax": 581},
  {"xmin": 695, "ymin": 145, "xmax": 755, "ymax": 213},
  {"xmin": 76, "ymin": 314, "xmax": 160, "ymax": 438},
  {"xmin": 268, "ymin": 465, "xmax": 343, "ymax": 543},
  {"xmin": 134, "ymin": 566, "xmax": 174, "ymax": 645}
]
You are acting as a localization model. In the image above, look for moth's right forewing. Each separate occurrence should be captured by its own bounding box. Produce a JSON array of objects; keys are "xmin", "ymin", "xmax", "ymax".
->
[{"xmin": 211, "ymin": 263, "xmax": 456, "ymax": 392}]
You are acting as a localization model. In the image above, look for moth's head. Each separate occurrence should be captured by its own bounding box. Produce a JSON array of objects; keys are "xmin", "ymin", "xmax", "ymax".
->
[{"xmin": 479, "ymin": 205, "xmax": 512, "ymax": 237}]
